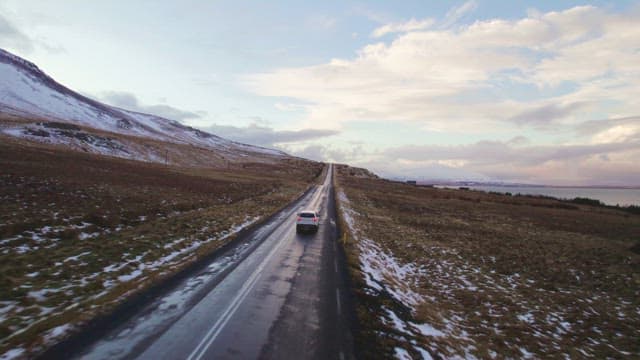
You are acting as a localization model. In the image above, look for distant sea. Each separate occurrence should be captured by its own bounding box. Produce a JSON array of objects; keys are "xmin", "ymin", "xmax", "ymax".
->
[{"xmin": 443, "ymin": 185, "xmax": 640, "ymax": 207}]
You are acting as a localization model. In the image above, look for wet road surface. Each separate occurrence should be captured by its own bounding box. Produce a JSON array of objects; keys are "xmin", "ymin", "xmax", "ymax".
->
[{"xmin": 66, "ymin": 164, "xmax": 352, "ymax": 359}]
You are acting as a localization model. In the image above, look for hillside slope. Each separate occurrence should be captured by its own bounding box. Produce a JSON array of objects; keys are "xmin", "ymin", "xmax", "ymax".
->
[
  {"xmin": 0, "ymin": 48, "xmax": 284, "ymax": 164},
  {"xmin": 0, "ymin": 139, "xmax": 323, "ymax": 358}
]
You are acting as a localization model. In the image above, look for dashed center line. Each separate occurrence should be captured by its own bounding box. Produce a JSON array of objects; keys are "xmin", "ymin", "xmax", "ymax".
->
[{"xmin": 335, "ymin": 288, "xmax": 341, "ymax": 316}]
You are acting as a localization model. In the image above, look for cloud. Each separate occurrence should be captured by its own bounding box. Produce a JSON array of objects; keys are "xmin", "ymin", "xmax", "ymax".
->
[
  {"xmin": 202, "ymin": 123, "xmax": 339, "ymax": 148},
  {"xmin": 384, "ymin": 139, "xmax": 638, "ymax": 167},
  {"xmin": 377, "ymin": 137, "xmax": 640, "ymax": 185},
  {"xmin": 245, "ymin": 5, "xmax": 640, "ymax": 132},
  {"xmin": 440, "ymin": 0, "xmax": 478, "ymax": 29},
  {"xmin": 369, "ymin": 1, "xmax": 477, "ymax": 37},
  {"xmin": 509, "ymin": 102, "xmax": 587, "ymax": 127},
  {"xmin": 356, "ymin": 157, "xmax": 490, "ymax": 181},
  {"xmin": 241, "ymin": 4, "xmax": 640, "ymax": 185},
  {"xmin": 276, "ymin": 142, "xmax": 366, "ymax": 164},
  {"xmin": 371, "ymin": 18, "xmax": 434, "ymax": 38},
  {"xmin": 272, "ymin": 134, "xmax": 639, "ymax": 185},
  {"xmin": 99, "ymin": 91, "xmax": 204, "ymax": 121},
  {"xmin": 286, "ymin": 144, "xmax": 327, "ymax": 162},
  {"xmin": 0, "ymin": 13, "xmax": 34, "ymax": 53},
  {"xmin": 307, "ymin": 14, "xmax": 338, "ymax": 30},
  {"xmin": 576, "ymin": 116, "xmax": 640, "ymax": 143}
]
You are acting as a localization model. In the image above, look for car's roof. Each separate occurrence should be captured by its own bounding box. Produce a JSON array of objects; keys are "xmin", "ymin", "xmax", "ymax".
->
[{"xmin": 299, "ymin": 210, "xmax": 317, "ymax": 214}]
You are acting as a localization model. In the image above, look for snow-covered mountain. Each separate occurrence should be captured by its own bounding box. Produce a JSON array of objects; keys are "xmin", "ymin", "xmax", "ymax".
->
[{"xmin": 0, "ymin": 48, "xmax": 285, "ymax": 163}]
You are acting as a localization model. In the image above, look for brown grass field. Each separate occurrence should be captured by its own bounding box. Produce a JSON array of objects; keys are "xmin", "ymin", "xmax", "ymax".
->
[
  {"xmin": 334, "ymin": 164, "xmax": 640, "ymax": 359},
  {"xmin": 0, "ymin": 137, "xmax": 323, "ymax": 357}
]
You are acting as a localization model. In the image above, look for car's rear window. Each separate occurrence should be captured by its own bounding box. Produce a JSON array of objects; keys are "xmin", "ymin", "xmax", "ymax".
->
[{"xmin": 300, "ymin": 213, "xmax": 315, "ymax": 218}]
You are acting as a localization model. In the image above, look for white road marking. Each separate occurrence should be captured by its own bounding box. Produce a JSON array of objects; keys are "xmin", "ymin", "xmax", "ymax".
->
[
  {"xmin": 335, "ymin": 288, "xmax": 341, "ymax": 316},
  {"xmin": 186, "ymin": 226, "xmax": 292, "ymax": 360},
  {"xmin": 187, "ymin": 166, "xmax": 333, "ymax": 360},
  {"xmin": 334, "ymin": 258, "xmax": 338, "ymax": 273},
  {"xmin": 339, "ymin": 350, "xmax": 345, "ymax": 360}
]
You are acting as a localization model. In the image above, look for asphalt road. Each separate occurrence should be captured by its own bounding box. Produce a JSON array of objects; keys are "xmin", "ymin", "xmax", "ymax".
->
[{"xmin": 62, "ymin": 164, "xmax": 353, "ymax": 360}]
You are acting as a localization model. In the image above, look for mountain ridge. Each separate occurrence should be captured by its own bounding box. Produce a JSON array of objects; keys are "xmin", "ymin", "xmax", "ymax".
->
[{"xmin": 0, "ymin": 48, "xmax": 287, "ymax": 164}]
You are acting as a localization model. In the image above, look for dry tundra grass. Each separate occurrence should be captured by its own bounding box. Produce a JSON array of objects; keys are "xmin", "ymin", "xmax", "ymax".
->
[
  {"xmin": 334, "ymin": 164, "xmax": 640, "ymax": 359},
  {"xmin": 0, "ymin": 138, "xmax": 323, "ymax": 357}
]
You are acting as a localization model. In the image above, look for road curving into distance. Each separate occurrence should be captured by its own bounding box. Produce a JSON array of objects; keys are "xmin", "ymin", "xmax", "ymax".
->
[{"xmin": 57, "ymin": 163, "xmax": 353, "ymax": 360}]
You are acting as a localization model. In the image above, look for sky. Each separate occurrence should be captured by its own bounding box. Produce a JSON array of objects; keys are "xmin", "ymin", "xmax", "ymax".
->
[{"xmin": 1, "ymin": 0, "xmax": 639, "ymax": 186}]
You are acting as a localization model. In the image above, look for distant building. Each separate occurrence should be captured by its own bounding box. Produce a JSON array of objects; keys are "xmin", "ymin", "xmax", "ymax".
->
[{"xmin": 406, "ymin": 180, "xmax": 417, "ymax": 185}]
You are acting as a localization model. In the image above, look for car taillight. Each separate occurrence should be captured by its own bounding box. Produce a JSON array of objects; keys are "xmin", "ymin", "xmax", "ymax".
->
[
  {"xmin": 297, "ymin": 217, "xmax": 302, "ymax": 221},
  {"xmin": 314, "ymin": 217, "xmax": 318, "ymax": 222}
]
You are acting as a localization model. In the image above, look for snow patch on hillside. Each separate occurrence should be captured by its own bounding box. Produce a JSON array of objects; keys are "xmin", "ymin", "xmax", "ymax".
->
[
  {"xmin": 0, "ymin": 49, "xmax": 287, "ymax": 161},
  {"xmin": 0, "ymin": 62, "xmax": 117, "ymax": 132}
]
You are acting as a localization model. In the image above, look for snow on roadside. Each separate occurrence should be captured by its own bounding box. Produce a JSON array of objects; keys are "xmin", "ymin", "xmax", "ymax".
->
[
  {"xmin": 337, "ymin": 189, "xmax": 485, "ymax": 359},
  {"xmin": 103, "ymin": 216, "xmax": 261, "ymax": 289},
  {"xmin": 359, "ymin": 238, "xmax": 423, "ymax": 307},
  {"xmin": 338, "ymin": 190, "xmax": 439, "ymax": 358},
  {"xmin": 394, "ymin": 347, "xmax": 412, "ymax": 359},
  {"xmin": 338, "ymin": 190, "xmax": 423, "ymax": 306},
  {"xmin": 0, "ymin": 215, "xmax": 261, "ymax": 359},
  {"xmin": 43, "ymin": 324, "xmax": 72, "ymax": 342},
  {"xmin": 337, "ymin": 191, "xmax": 358, "ymax": 231},
  {"xmin": 0, "ymin": 348, "xmax": 25, "ymax": 360}
]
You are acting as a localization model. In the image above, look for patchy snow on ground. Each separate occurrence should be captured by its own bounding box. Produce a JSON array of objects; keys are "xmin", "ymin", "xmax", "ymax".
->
[
  {"xmin": 216, "ymin": 216, "xmax": 260, "ymax": 241},
  {"xmin": 336, "ymin": 179, "xmax": 640, "ymax": 359},
  {"xmin": 62, "ymin": 251, "xmax": 91, "ymax": 263},
  {"xmin": 517, "ymin": 312, "xmax": 534, "ymax": 324},
  {"xmin": 385, "ymin": 308, "xmax": 409, "ymax": 333},
  {"xmin": 394, "ymin": 347, "xmax": 412, "ymax": 359},
  {"xmin": 0, "ymin": 215, "xmax": 263, "ymax": 359},
  {"xmin": 0, "ymin": 347, "xmax": 25, "ymax": 360},
  {"xmin": 339, "ymin": 190, "xmax": 444, "ymax": 359},
  {"xmin": 0, "ymin": 301, "xmax": 17, "ymax": 322},
  {"xmin": 78, "ymin": 232, "xmax": 100, "ymax": 240},
  {"xmin": 117, "ymin": 269, "xmax": 144, "ymax": 282},
  {"xmin": 410, "ymin": 321, "xmax": 445, "ymax": 338},
  {"xmin": 358, "ymin": 238, "xmax": 423, "ymax": 307},
  {"xmin": 414, "ymin": 346, "xmax": 434, "ymax": 360},
  {"xmin": 43, "ymin": 323, "xmax": 72, "ymax": 342},
  {"xmin": 100, "ymin": 216, "xmax": 260, "ymax": 290},
  {"xmin": 337, "ymin": 191, "xmax": 358, "ymax": 232},
  {"xmin": 338, "ymin": 191, "xmax": 423, "ymax": 307},
  {"xmin": 27, "ymin": 288, "xmax": 61, "ymax": 302}
]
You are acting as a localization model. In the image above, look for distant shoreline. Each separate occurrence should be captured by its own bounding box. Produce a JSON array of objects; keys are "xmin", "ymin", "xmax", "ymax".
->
[
  {"xmin": 425, "ymin": 182, "xmax": 640, "ymax": 190},
  {"xmin": 476, "ymin": 184, "xmax": 640, "ymax": 190},
  {"xmin": 431, "ymin": 184, "xmax": 640, "ymax": 207}
]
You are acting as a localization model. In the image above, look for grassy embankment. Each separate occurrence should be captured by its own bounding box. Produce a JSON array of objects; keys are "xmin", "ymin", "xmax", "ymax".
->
[
  {"xmin": 0, "ymin": 138, "xmax": 323, "ymax": 357},
  {"xmin": 334, "ymin": 164, "xmax": 640, "ymax": 359}
]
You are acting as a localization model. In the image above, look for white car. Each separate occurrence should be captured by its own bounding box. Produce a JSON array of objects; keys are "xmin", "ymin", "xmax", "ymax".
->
[{"xmin": 296, "ymin": 210, "xmax": 319, "ymax": 233}]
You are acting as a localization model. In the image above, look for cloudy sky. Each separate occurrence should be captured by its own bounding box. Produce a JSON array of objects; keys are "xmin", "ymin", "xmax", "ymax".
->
[{"xmin": 1, "ymin": 0, "xmax": 639, "ymax": 185}]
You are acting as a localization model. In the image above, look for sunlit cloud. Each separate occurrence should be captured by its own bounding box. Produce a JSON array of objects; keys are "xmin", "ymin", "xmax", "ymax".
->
[
  {"xmin": 246, "ymin": 5, "xmax": 640, "ymax": 131},
  {"xmin": 371, "ymin": 18, "xmax": 434, "ymax": 38},
  {"xmin": 358, "ymin": 138, "xmax": 640, "ymax": 185},
  {"xmin": 439, "ymin": 0, "xmax": 478, "ymax": 29},
  {"xmin": 244, "ymin": 4, "xmax": 640, "ymax": 184}
]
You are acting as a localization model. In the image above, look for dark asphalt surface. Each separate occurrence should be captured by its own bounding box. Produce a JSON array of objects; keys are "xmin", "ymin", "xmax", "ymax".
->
[{"xmin": 64, "ymin": 164, "xmax": 353, "ymax": 360}]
